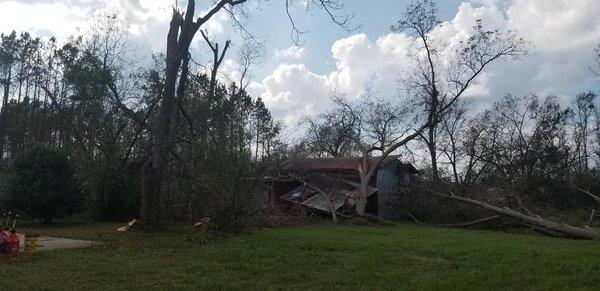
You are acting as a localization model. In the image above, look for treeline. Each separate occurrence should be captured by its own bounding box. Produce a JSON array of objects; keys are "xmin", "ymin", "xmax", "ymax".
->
[{"xmin": 0, "ymin": 18, "xmax": 280, "ymax": 231}]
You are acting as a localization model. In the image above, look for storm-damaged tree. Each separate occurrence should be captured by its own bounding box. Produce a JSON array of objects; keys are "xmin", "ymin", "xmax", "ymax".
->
[
  {"xmin": 335, "ymin": 0, "xmax": 530, "ymax": 216},
  {"xmin": 322, "ymin": 95, "xmax": 408, "ymax": 216},
  {"xmin": 105, "ymin": 0, "xmax": 355, "ymax": 231},
  {"xmin": 393, "ymin": 0, "xmax": 530, "ymax": 179},
  {"xmin": 419, "ymin": 94, "xmax": 600, "ymax": 239}
]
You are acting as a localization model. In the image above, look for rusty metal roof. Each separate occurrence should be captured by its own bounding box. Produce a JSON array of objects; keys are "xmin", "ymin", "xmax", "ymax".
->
[{"xmin": 298, "ymin": 155, "xmax": 418, "ymax": 173}]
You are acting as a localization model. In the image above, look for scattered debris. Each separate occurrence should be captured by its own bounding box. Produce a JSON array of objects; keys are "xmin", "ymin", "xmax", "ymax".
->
[
  {"xmin": 267, "ymin": 156, "xmax": 418, "ymax": 220},
  {"xmin": 117, "ymin": 219, "xmax": 139, "ymax": 232},
  {"xmin": 282, "ymin": 175, "xmax": 377, "ymax": 217}
]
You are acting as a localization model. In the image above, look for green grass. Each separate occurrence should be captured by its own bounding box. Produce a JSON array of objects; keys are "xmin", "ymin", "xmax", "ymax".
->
[{"xmin": 1, "ymin": 222, "xmax": 599, "ymax": 290}]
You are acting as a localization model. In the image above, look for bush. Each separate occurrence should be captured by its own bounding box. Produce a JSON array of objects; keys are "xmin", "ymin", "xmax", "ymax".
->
[
  {"xmin": 80, "ymin": 160, "xmax": 140, "ymax": 221},
  {"xmin": 5, "ymin": 145, "xmax": 82, "ymax": 223},
  {"xmin": 167, "ymin": 147, "xmax": 266, "ymax": 233}
]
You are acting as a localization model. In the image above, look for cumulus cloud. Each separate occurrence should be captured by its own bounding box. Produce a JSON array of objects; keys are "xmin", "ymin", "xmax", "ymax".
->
[
  {"xmin": 0, "ymin": 0, "xmax": 230, "ymax": 52},
  {"xmin": 259, "ymin": 63, "xmax": 330, "ymax": 125},
  {"xmin": 274, "ymin": 45, "xmax": 305, "ymax": 61},
  {"xmin": 0, "ymin": 1, "xmax": 88, "ymax": 38},
  {"xmin": 252, "ymin": 0, "xmax": 600, "ymax": 127},
  {"xmin": 248, "ymin": 33, "xmax": 414, "ymax": 127}
]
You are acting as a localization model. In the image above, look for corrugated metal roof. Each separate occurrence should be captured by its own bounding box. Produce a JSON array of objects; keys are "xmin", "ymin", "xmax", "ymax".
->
[
  {"xmin": 296, "ymin": 155, "xmax": 418, "ymax": 174},
  {"xmin": 299, "ymin": 155, "xmax": 400, "ymax": 171}
]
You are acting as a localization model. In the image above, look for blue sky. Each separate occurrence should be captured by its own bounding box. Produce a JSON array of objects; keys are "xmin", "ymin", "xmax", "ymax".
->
[{"xmin": 232, "ymin": 0, "xmax": 468, "ymax": 76}]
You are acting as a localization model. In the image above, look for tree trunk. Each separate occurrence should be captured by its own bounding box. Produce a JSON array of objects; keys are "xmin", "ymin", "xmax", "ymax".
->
[
  {"xmin": 356, "ymin": 175, "xmax": 370, "ymax": 216},
  {"xmin": 428, "ymin": 189, "xmax": 600, "ymax": 240},
  {"xmin": 427, "ymin": 125, "xmax": 438, "ymax": 179},
  {"xmin": 0, "ymin": 67, "xmax": 12, "ymax": 167},
  {"xmin": 139, "ymin": 11, "xmax": 184, "ymax": 231},
  {"xmin": 141, "ymin": 162, "xmax": 161, "ymax": 230}
]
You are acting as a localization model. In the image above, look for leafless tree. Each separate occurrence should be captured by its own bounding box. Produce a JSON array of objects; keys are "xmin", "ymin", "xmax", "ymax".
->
[
  {"xmin": 571, "ymin": 92, "xmax": 597, "ymax": 176},
  {"xmin": 301, "ymin": 107, "xmax": 358, "ymax": 158},
  {"xmin": 329, "ymin": 0, "xmax": 530, "ymax": 216},
  {"xmin": 393, "ymin": 0, "xmax": 530, "ymax": 179},
  {"xmin": 304, "ymin": 94, "xmax": 414, "ymax": 216},
  {"xmin": 438, "ymin": 100, "xmax": 469, "ymax": 184}
]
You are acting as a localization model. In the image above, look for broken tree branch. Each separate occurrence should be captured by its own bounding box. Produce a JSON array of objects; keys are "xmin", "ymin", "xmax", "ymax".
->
[
  {"xmin": 421, "ymin": 186, "xmax": 600, "ymax": 240},
  {"xmin": 438, "ymin": 215, "xmax": 502, "ymax": 228}
]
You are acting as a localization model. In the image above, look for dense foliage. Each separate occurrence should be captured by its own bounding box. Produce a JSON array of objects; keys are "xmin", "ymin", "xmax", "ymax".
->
[{"xmin": 5, "ymin": 145, "xmax": 81, "ymax": 223}]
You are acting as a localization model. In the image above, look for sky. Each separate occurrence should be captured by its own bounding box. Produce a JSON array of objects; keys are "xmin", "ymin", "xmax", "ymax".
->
[{"xmin": 1, "ymin": 0, "xmax": 599, "ymax": 133}]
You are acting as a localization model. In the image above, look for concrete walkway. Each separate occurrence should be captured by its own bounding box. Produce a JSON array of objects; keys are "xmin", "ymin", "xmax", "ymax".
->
[{"xmin": 17, "ymin": 234, "xmax": 96, "ymax": 252}]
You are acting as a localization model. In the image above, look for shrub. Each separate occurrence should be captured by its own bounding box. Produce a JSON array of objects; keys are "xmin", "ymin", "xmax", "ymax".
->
[
  {"xmin": 79, "ymin": 160, "xmax": 140, "ymax": 221},
  {"xmin": 167, "ymin": 147, "xmax": 266, "ymax": 233},
  {"xmin": 6, "ymin": 145, "xmax": 82, "ymax": 223}
]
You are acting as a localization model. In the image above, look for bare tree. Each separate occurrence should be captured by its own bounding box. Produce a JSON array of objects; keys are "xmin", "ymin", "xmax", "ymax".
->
[
  {"xmin": 438, "ymin": 100, "xmax": 469, "ymax": 184},
  {"xmin": 301, "ymin": 104, "xmax": 358, "ymax": 158},
  {"xmin": 393, "ymin": 0, "xmax": 530, "ymax": 179},
  {"xmin": 333, "ymin": 0, "xmax": 530, "ymax": 216},
  {"xmin": 137, "ymin": 0, "xmax": 247, "ymax": 231},
  {"xmin": 306, "ymin": 95, "xmax": 412, "ymax": 216},
  {"xmin": 571, "ymin": 92, "xmax": 597, "ymax": 176}
]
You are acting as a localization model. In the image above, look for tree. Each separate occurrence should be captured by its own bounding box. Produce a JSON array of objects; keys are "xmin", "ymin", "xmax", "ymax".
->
[
  {"xmin": 392, "ymin": 0, "xmax": 530, "ymax": 179},
  {"xmin": 571, "ymin": 92, "xmax": 596, "ymax": 176},
  {"xmin": 5, "ymin": 145, "xmax": 81, "ymax": 223},
  {"xmin": 302, "ymin": 109, "xmax": 357, "ymax": 158},
  {"xmin": 438, "ymin": 100, "xmax": 469, "ymax": 184},
  {"xmin": 333, "ymin": 0, "xmax": 530, "ymax": 216},
  {"xmin": 101, "ymin": 0, "xmax": 354, "ymax": 231}
]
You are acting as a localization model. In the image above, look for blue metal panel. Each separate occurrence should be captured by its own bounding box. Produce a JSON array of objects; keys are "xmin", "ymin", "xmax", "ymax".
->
[{"xmin": 376, "ymin": 159, "xmax": 411, "ymax": 221}]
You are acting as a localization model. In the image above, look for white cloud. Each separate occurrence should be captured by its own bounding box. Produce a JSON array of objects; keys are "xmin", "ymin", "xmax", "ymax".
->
[
  {"xmin": 0, "ymin": 0, "xmax": 230, "ymax": 52},
  {"xmin": 253, "ymin": 0, "xmax": 600, "ymax": 127},
  {"xmin": 260, "ymin": 63, "xmax": 330, "ymax": 125},
  {"xmin": 253, "ymin": 33, "xmax": 414, "ymax": 127},
  {"xmin": 0, "ymin": 1, "xmax": 88, "ymax": 39},
  {"xmin": 274, "ymin": 45, "xmax": 305, "ymax": 61}
]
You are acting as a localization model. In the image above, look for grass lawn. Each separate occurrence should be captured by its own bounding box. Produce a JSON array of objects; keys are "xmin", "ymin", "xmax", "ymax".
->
[{"xmin": 1, "ymin": 222, "xmax": 599, "ymax": 290}]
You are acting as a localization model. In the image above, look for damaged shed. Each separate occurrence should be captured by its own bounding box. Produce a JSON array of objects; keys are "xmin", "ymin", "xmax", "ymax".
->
[{"xmin": 266, "ymin": 156, "xmax": 418, "ymax": 221}]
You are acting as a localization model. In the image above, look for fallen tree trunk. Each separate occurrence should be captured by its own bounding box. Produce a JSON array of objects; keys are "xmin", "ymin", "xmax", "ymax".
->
[
  {"xmin": 438, "ymin": 215, "xmax": 502, "ymax": 228},
  {"xmin": 424, "ymin": 188, "xmax": 600, "ymax": 240}
]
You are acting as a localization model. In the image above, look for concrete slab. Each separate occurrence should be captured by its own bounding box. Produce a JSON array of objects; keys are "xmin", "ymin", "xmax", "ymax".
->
[{"xmin": 17, "ymin": 234, "xmax": 96, "ymax": 252}]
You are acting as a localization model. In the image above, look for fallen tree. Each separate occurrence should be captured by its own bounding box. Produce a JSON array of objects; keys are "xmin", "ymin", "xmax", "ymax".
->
[
  {"xmin": 422, "ymin": 187, "xmax": 600, "ymax": 240},
  {"xmin": 570, "ymin": 183, "xmax": 600, "ymax": 225}
]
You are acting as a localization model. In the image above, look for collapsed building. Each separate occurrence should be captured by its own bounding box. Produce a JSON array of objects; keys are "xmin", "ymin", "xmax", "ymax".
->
[{"xmin": 265, "ymin": 156, "xmax": 418, "ymax": 221}]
